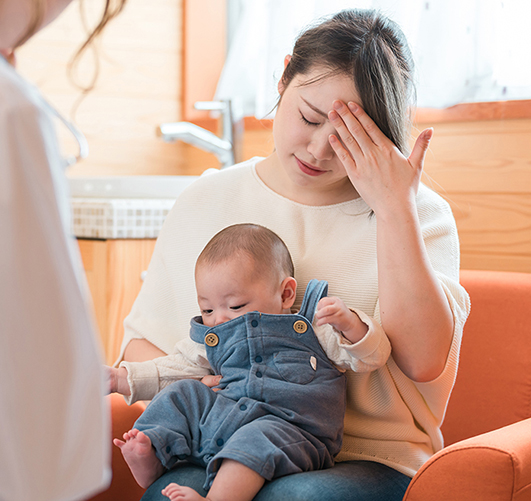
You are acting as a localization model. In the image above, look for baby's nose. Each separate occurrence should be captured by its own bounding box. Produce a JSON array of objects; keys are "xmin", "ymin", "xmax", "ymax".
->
[{"xmin": 214, "ymin": 313, "xmax": 231, "ymax": 326}]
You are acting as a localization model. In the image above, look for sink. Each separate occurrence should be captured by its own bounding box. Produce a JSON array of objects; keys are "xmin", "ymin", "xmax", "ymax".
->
[
  {"xmin": 67, "ymin": 173, "xmax": 215, "ymax": 239},
  {"xmin": 68, "ymin": 175, "xmax": 201, "ymax": 199}
]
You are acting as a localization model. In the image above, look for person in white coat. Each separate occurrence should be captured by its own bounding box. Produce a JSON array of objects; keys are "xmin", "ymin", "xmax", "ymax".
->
[{"xmin": 0, "ymin": 1, "xmax": 127, "ymax": 500}]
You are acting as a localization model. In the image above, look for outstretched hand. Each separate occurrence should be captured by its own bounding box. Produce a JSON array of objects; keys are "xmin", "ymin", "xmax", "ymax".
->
[
  {"xmin": 328, "ymin": 100, "xmax": 433, "ymax": 216},
  {"xmin": 105, "ymin": 366, "xmax": 131, "ymax": 396}
]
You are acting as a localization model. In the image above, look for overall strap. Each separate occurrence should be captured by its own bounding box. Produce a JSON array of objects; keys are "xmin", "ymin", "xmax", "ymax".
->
[{"xmin": 298, "ymin": 279, "xmax": 328, "ymax": 323}]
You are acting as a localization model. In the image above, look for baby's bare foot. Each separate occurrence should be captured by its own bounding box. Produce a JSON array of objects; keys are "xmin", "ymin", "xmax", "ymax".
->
[
  {"xmin": 113, "ymin": 429, "xmax": 165, "ymax": 488},
  {"xmin": 161, "ymin": 482, "xmax": 207, "ymax": 500}
]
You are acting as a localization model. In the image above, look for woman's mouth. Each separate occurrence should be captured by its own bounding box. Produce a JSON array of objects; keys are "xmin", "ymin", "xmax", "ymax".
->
[{"xmin": 295, "ymin": 157, "xmax": 327, "ymax": 177}]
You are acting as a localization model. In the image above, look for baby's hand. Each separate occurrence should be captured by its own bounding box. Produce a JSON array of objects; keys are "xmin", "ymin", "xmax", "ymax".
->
[
  {"xmin": 105, "ymin": 366, "xmax": 131, "ymax": 396},
  {"xmin": 315, "ymin": 297, "xmax": 368, "ymax": 344}
]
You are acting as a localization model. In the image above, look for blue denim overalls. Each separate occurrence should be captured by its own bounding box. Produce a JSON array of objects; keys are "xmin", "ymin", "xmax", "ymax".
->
[{"xmin": 134, "ymin": 280, "xmax": 347, "ymax": 490}]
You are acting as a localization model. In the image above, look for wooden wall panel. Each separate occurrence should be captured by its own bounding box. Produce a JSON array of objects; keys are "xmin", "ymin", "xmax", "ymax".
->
[
  {"xmin": 417, "ymin": 118, "xmax": 531, "ymax": 273},
  {"xmin": 419, "ymin": 119, "xmax": 531, "ymax": 194},
  {"xmin": 78, "ymin": 239, "xmax": 157, "ymax": 365},
  {"xmin": 16, "ymin": 0, "xmax": 184, "ymax": 177},
  {"xmin": 78, "ymin": 239, "xmax": 109, "ymax": 357}
]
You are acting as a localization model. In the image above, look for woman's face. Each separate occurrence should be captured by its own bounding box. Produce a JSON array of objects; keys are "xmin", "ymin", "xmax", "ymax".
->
[
  {"xmin": 272, "ymin": 65, "xmax": 361, "ymax": 204},
  {"xmin": 0, "ymin": 0, "xmax": 73, "ymax": 49}
]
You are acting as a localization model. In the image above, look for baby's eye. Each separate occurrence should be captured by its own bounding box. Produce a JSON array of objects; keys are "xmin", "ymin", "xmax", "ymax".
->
[
  {"xmin": 230, "ymin": 304, "xmax": 246, "ymax": 311},
  {"xmin": 202, "ymin": 309, "xmax": 213, "ymax": 315}
]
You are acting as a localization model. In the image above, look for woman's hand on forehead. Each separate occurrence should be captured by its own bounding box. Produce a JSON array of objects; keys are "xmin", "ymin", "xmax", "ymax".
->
[{"xmin": 327, "ymin": 100, "xmax": 432, "ymax": 217}]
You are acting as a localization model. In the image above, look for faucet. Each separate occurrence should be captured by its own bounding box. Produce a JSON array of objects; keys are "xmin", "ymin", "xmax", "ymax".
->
[{"xmin": 156, "ymin": 100, "xmax": 242, "ymax": 169}]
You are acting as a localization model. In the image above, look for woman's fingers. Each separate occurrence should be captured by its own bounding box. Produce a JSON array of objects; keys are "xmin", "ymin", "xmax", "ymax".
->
[
  {"xmin": 409, "ymin": 128, "xmax": 433, "ymax": 171},
  {"xmin": 329, "ymin": 100, "xmax": 388, "ymax": 153},
  {"xmin": 346, "ymin": 102, "xmax": 388, "ymax": 147},
  {"xmin": 328, "ymin": 105, "xmax": 363, "ymax": 159}
]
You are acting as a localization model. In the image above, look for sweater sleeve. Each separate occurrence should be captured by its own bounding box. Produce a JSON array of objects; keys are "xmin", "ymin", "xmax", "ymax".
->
[
  {"xmin": 313, "ymin": 309, "xmax": 391, "ymax": 372},
  {"xmin": 119, "ymin": 337, "xmax": 212, "ymax": 404}
]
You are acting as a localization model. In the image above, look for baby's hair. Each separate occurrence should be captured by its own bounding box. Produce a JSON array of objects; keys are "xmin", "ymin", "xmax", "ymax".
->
[{"xmin": 196, "ymin": 224, "xmax": 295, "ymax": 281}]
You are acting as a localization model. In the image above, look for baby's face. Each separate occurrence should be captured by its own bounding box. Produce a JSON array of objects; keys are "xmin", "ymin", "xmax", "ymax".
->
[{"xmin": 196, "ymin": 256, "xmax": 285, "ymax": 327}]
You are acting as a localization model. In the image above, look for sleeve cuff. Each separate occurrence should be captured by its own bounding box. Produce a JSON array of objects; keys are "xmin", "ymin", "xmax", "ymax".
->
[
  {"xmin": 333, "ymin": 307, "xmax": 390, "ymax": 360},
  {"xmin": 119, "ymin": 360, "xmax": 160, "ymax": 405}
]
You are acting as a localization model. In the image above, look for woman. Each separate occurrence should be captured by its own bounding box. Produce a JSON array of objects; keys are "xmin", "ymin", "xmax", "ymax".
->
[
  {"xmin": 0, "ymin": 1, "xmax": 126, "ymax": 500},
  {"xmin": 119, "ymin": 9, "xmax": 470, "ymax": 501}
]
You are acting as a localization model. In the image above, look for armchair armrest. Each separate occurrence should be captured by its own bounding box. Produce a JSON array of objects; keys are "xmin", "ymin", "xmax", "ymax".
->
[{"xmin": 404, "ymin": 418, "xmax": 531, "ymax": 501}]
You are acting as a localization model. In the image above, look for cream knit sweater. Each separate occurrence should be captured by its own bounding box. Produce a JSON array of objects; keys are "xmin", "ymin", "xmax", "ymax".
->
[{"xmin": 120, "ymin": 157, "xmax": 470, "ymax": 478}]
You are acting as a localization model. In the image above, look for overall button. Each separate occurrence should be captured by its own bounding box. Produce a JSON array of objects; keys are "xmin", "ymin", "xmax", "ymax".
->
[
  {"xmin": 165, "ymin": 446, "xmax": 171, "ymax": 454},
  {"xmin": 256, "ymin": 371, "xmax": 263, "ymax": 378},
  {"xmin": 205, "ymin": 333, "xmax": 219, "ymax": 347},
  {"xmin": 217, "ymin": 438, "xmax": 224, "ymax": 447},
  {"xmin": 255, "ymin": 356, "xmax": 262, "ymax": 363},
  {"xmin": 251, "ymin": 319, "xmax": 259, "ymax": 328},
  {"xmin": 240, "ymin": 404, "xmax": 247, "ymax": 411},
  {"xmin": 293, "ymin": 320, "xmax": 308, "ymax": 333}
]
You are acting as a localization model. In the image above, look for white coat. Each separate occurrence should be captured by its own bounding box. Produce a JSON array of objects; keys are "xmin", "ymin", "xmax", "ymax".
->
[{"xmin": 0, "ymin": 57, "xmax": 110, "ymax": 501}]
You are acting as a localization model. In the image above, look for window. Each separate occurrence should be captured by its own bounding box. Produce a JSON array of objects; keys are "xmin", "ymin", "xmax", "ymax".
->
[{"xmin": 215, "ymin": 0, "xmax": 531, "ymax": 120}]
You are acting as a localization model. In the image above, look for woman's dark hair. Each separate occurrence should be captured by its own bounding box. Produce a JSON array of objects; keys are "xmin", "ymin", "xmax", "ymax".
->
[{"xmin": 281, "ymin": 9, "xmax": 415, "ymax": 155}]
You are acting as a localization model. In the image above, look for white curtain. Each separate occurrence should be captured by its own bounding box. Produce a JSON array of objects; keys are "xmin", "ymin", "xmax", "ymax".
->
[{"xmin": 215, "ymin": 0, "xmax": 531, "ymax": 118}]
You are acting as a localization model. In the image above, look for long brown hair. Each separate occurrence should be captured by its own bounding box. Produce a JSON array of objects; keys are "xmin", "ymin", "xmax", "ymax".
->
[
  {"xmin": 15, "ymin": 0, "xmax": 128, "ymax": 91},
  {"xmin": 280, "ymin": 9, "xmax": 415, "ymax": 155},
  {"xmin": 69, "ymin": 0, "xmax": 128, "ymax": 91}
]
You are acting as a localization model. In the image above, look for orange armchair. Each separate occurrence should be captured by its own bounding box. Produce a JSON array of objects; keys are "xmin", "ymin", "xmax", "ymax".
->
[
  {"xmin": 404, "ymin": 270, "xmax": 531, "ymax": 500},
  {"xmin": 87, "ymin": 270, "xmax": 531, "ymax": 501}
]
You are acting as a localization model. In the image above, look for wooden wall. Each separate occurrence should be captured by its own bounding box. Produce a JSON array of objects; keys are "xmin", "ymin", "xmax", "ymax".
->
[
  {"xmin": 417, "ymin": 118, "xmax": 531, "ymax": 273},
  {"xmin": 16, "ymin": 0, "xmax": 188, "ymax": 177}
]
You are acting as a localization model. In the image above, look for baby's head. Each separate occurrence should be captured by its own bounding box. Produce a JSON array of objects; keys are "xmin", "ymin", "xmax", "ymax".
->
[{"xmin": 195, "ymin": 224, "xmax": 297, "ymax": 327}]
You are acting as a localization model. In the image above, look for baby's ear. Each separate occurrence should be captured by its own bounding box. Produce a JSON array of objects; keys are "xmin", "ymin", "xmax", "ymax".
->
[{"xmin": 281, "ymin": 277, "xmax": 297, "ymax": 309}]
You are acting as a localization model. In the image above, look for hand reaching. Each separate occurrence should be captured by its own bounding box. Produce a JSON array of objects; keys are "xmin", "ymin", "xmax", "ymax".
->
[
  {"xmin": 105, "ymin": 366, "xmax": 131, "ymax": 396},
  {"xmin": 315, "ymin": 296, "xmax": 368, "ymax": 344}
]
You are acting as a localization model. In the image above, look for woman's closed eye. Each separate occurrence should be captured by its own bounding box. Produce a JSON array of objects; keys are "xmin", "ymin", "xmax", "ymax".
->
[{"xmin": 299, "ymin": 111, "xmax": 320, "ymax": 127}]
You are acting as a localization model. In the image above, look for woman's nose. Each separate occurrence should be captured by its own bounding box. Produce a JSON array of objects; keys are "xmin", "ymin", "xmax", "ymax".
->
[{"xmin": 307, "ymin": 129, "xmax": 334, "ymax": 161}]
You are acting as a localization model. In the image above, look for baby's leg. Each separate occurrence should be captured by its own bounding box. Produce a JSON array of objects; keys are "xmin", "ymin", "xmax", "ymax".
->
[
  {"xmin": 113, "ymin": 429, "xmax": 165, "ymax": 488},
  {"xmin": 160, "ymin": 460, "xmax": 264, "ymax": 501}
]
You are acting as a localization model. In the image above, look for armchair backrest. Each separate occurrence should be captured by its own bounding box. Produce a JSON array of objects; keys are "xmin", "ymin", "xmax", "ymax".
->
[{"xmin": 441, "ymin": 270, "xmax": 531, "ymax": 446}]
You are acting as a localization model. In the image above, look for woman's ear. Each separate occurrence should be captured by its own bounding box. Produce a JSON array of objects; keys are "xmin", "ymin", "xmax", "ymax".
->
[
  {"xmin": 284, "ymin": 54, "xmax": 292, "ymax": 68},
  {"xmin": 280, "ymin": 276, "xmax": 297, "ymax": 309},
  {"xmin": 277, "ymin": 54, "xmax": 292, "ymax": 94}
]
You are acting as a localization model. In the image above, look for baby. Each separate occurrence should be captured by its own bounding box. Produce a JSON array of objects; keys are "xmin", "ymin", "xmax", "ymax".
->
[{"xmin": 110, "ymin": 223, "xmax": 370, "ymax": 501}]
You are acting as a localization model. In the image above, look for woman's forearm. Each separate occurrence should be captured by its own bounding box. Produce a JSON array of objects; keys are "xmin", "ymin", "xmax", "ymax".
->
[
  {"xmin": 123, "ymin": 338, "xmax": 166, "ymax": 363},
  {"xmin": 376, "ymin": 203, "xmax": 454, "ymax": 383}
]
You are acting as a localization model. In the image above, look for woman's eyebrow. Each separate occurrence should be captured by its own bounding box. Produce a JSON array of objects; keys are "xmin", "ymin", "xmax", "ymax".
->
[{"xmin": 301, "ymin": 97, "xmax": 329, "ymax": 119}]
